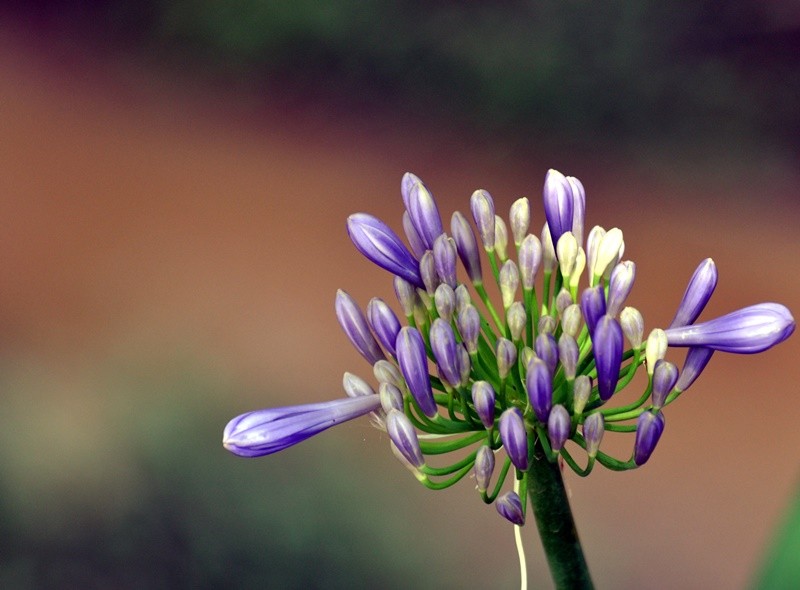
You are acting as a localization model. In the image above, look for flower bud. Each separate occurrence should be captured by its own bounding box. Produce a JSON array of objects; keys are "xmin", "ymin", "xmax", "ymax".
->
[
  {"xmin": 407, "ymin": 181, "xmax": 444, "ymax": 250},
  {"xmin": 518, "ymin": 234, "xmax": 542, "ymax": 290},
  {"xmin": 651, "ymin": 360, "xmax": 679, "ymax": 410},
  {"xmin": 430, "ymin": 318, "xmax": 461, "ymax": 388},
  {"xmin": 335, "ymin": 290, "xmax": 386, "ymax": 365},
  {"xmin": 379, "ymin": 382, "xmax": 404, "ymax": 412},
  {"xmin": 496, "ymin": 491, "xmax": 525, "ymax": 526},
  {"xmin": 396, "ymin": 327, "xmax": 437, "ymax": 417},
  {"xmin": 567, "ymin": 176, "xmax": 586, "ymax": 246},
  {"xmin": 633, "ymin": 411, "xmax": 665, "ymax": 466},
  {"xmin": 402, "ymin": 210, "xmax": 427, "ymax": 259},
  {"xmin": 535, "ymin": 332, "xmax": 559, "ymax": 374},
  {"xmin": 499, "ymin": 259, "xmax": 520, "ymax": 309},
  {"xmin": 593, "ymin": 315, "xmax": 623, "ymax": 401},
  {"xmin": 420, "ymin": 250, "xmax": 439, "ymax": 296},
  {"xmin": 347, "ymin": 213, "xmax": 423, "ymax": 288},
  {"xmin": 556, "ymin": 231, "xmax": 578, "ymax": 279},
  {"xmin": 343, "ymin": 372, "xmax": 375, "ymax": 398},
  {"xmin": 390, "ymin": 439, "xmax": 426, "ymax": 481},
  {"xmin": 496, "ymin": 337, "xmax": 517, "ymax": 380},
  {"xmin": 494, "ymin": 215, "xmax": 509, "ymax": 262},
  {"xmin": 543, "ymin": 169, "xmax": 574, "ymax": 248},
  {"xmin": 582, "ymin": 412, "xmax": 604, "ymax": 458},
  {"xmin": 669, "ymin": 258, "xmax": 718, "ymax": 329},
  {"xmin": 580, "ymin": 285, "xmax": 606, "ymax": 336},
  {"xmin": 555, "ymin": 288, "xmax": 573, "ymax": 317},
  {"xmin": 434, "ymin": 283, "xmax": 456, "ymax": 323},
  {"xmin": 393, "ymin": 276, "xmax": 419, "ymax": 318},
  {"xmin": 541, "ymin": 223, "xmax": 556, "ymax": 273},
  {"xmin": 373, "ymin": 359, "xmax": 404, "ymax": 388},
  {"xmin": 457, "ymin": 305, "xmax": 481, "ymax": 354},
  {"xmin": 386, "ymin": 409, "xmax": 425, "ymax": 468},
  {"xmin": 561, "ymin": 304, "xmax": 583, "ymax": 338},
  {"xmin": 472, "ymin": 381, "xmax": 496, "ymax": 429},
  {"xmin": 454, "ymin": 283, "xmax": 472, "ymax": 313},
  {"xmin": 367, "ymin": 297, "xmax": 402, "ymax": 357},
  {"xmin": 569, "ymin": 247, "xmax": 586, "ymax": 292},
  {"xmin": 645, "ymin": 328, "xmax": 668, "ymax": 374},
  {"xmin": 591, "ymin": 227, "xmax": 624, "ymax": 283},
  {"xmin": 606, "ymin": 261, "xmax": 636, "ymax": 317},
  {"xmin": 499, "ymin": 407, "xmax": 529, "ymax": 470},
  {"xmin": 538, "ymin": 314, "xmax": 557, "ymax": 335},
  {"xmin": 470, "ymin": 189, "xmax": 496, "ymax": 251},
  {"xmin": 451, "ymin": 211, "xmax": 483, "ymax": 283},
  {"xmin": 400, "ymin": 171, "xmax": 422, "ymax": 209},
  {"xmin": 507, "ymin": 302, "xmax": 527, "ymax": 342},
  {"xmin": 474, "ymin": 445, "xmax": 495, "ymax": 493},
  {"xmin": 458, "ymin": 343, "xmax": 471, "ymax": 386},
  {"xmin": 572, "ymin": 375, "xmax": 592, "ymax": 415},
  {"xmin": 674, "ymin": 346, "xmax": 714, "ymax": 393},
  {"xmin": 620, "ymin": 306, "xmax": 644, "ymax": 348},
  {"xmin": 509, "ymin": 197, "xmax": 530, "ymax": 247},
  {"xmin": 558, "ymin": 333, "xmax": 579, "ymax": 380},
  {"xmin": 585, "ymin": 225, "xmax": 605, "ymax": 286},
  {"xmin": 526, "ymin": 357, "xmax": 553, "ymax": 423},
  {"xmin": 519, "ymin": 346, "xmax": 535, "ymax": 372},
  {"xmin": 433, "ymin": 234, "xmax": 458, "ymax": 289},
  {"xmin": 548, "ymin": 404, "xmax": 570, "ymax": 452}
]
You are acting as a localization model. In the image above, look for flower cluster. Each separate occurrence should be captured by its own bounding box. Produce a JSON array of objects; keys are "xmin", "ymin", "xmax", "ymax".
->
[{"xmin": 223, "ymin": 170, "xmax": 794, "ymax": 527}]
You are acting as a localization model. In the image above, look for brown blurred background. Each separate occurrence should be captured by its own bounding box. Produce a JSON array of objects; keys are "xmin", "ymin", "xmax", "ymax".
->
[{"xmin": 0, "ymin": 2, "xmax": 798, "ymax": 588}]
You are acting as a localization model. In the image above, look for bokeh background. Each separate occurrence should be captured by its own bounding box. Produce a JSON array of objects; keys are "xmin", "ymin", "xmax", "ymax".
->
[{"xmin": 1, "ymin": 2, "xmax": 799, "ymax": 588}]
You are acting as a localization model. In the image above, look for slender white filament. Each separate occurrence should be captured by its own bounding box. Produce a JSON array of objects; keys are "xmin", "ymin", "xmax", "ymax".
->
[{"xmin": 513, "ymin": 478, "xmax": 527, "ymax": 590}]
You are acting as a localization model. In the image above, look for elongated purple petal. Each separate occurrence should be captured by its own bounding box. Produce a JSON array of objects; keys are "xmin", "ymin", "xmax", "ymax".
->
[
  {"xmin": 470, "ymin": 189, "xmax": 496, "ymax": 250},
  {"xmin": 664, "ymin": 303, "xmax": 795, "ymax": 353},
  {"xmin": 633, "ymin": 411, "xmax": 665, "ymax": 466},
  {"xmin": 606, "ymin": 261, "xmax": 636, "ymax": 317},
  {"xmin": 347, "ymin": 213, "xmax": 423, "ymax": 288},
  {"xmin": 543, "ymin": 169, "xmax": 574, "ymax": 248},
  {"xmin": 401, "ymin": 172, "xmax": 423, "ymax": 210},
  {"xmin": 430, "ymin": 318, "xmax": 461, "ymax": 388},
  {"xmin": 386, "ymin": 409, "xmax": 425, "ymax": 468},
  {"xmin": 433, "ymin": 234, "xmax": 458, "ymax": 288},
  {"xmin": 408, "ymin": 181, "xmax": 444, "ymax": 250},
  {"xmin": 471, "ymin": 381, "xmax": 496, "ymax": 429},
  {"xmin": 669, "ymin": 258, "xmax": 718, "ymax": 329},
  {"xmin": 593, "ymin": 315, "xmax": 623, "ymax": 401},
  {"xmin": 547, "ymin": 404, "xmax": 570, "ymax": 452},
  {"xmin": 474, "ymin": 445, "xmax": 495, "ymax": 493},
  {"xmin": 496, "ymin": 491, "xmax": 525, "ymax": 526},
  {"xmin": 651, "ymin": 360, "xmax": 678, "ymax": 410},
  {"xmin": 396, "ymin": 327, "xmax": 437, "ymax": 417},
  {"xmin": 675, "ymin": 346, "xmax": 714, "ymax": 392},
  {"xmin": 499, "ymin": 407, "xmax": 528, "ymax": 470},
  {"xmin": 580, "ymin": 285, "xmax": 606, "ymax": 336},
  {"xmin": 367, "ymin": 298, "xmax": 402, "ymax": 357},
  {"xmin": 451, "ymin": 211, "xmax": 483, "ymax": 283},
  {"xmin": 567, "ymin": 176, "xmax": 586, "ymax": 246},
  {"xmin": 223, "ymin": 394, "xmax": 381, "ymax": 457},
  {"xmin": 526, "ymin": 357, "xmax": 553, "ymax": 423},
  {"xmin": 402, "ymin": 211, "xmax": 427, "ymax": 259},
  {"xmin": 535, "ymin": 333, "xmax": 559, "ymax": 375},
  {"xmin": 457, "ymin": 304, "xmax": 481, "ymax": 354},
  {"xmin": 335, "ymin": 290, "xmax": 386, "ymax": 365}
]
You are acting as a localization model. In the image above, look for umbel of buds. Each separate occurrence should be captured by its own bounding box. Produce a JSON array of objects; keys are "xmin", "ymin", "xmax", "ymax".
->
[{"xmin": 223, "ymin": 169, "xmax": 794, "ymax": 529}]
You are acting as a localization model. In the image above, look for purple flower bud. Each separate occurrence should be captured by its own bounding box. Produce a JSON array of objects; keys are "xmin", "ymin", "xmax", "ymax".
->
[
  {"xmin": 535, "ymin": 332, "xmax": 559, "ymax": 374},
  {"xmin": 343, "ymin": 372, "xmax": 375, "ymax": 398},
  {"xmin": 580, "ymin": 285, "xmax": 606, "ymax": 336},
  {"xmin": 373, "ymin": 359, "xmax": 404, "ymax": 388},
  {"xmin": 675, "ymin": 347, "xmax": 714, "ymax": 393},
  {"xmin": 393, "ymin": 276, "xmax": 419, "ymax": 317},
  {"xmin": 669, "ymin": 258, "xmax": 718, "ymax": 329},
  {"xmin": 457, "ymin": 305, "xmax": 481, "ymax": 354},
  {"xmin": 496, "ymin": 337, "xmax": 517, "ymax": 380},
  {"xmin": 474, "ymin": 445, "xmax": 495, "ymax": 493},
  {"xmin": 451, "ymin": 211, "xmax": 483, "ymax": 283},
  {"xmin": 543, "ymin": 169, "xmax": 574, "ymax": 248},
  {"xmin": 470, "ymin": 189, "xmax": 496, "ymax": 251},
  {"xmin": 664, "ymin": 303, "xmax": 795, "ymax": 354},
  {"xmin": 509, "ymin": 197, "xmax": 530, "ymax": 247},
  {"xmin": 335, "ymin": 290, "xmax": 386, "ymax": 365},
  {"xmin": 606, "ymin": 261, "xmax": 636, "ymax": 317},
  {"xmin": 633, "ymin": 411, "xmax": 666, "ymax": 466},
  {"xmin": 434, "ymin": 283, "xmax": 456, "ymax": 323},
  {"xmin": 454, "ymin": 283, "xmax": 472, "ymax": 313},
  {"xmin": 567, "ymin": 176, "xmax": 586, "ymax": 246},
  {"xmin": 457, "ymin": 343, "xmax": 471, "ymax": 385},
  {"xmin": 507, "ymin": 302, "xmax": 527, "ymax": 342},
  {"xmin": 386, "ymin": 409, "xmax": 425, "ymax": 468},
  {"xmin": 367, "ymin": 297, "xmax": 402, "ymax": 357},
  {"xmin": 558, "ymin": 333, "xmax": 579, "ymax": 380},
  {"xmin": 499, "ymin": 259, "xmax": 520, "ymax": 309},
  {"xmin": 420, "ymin": 250, "xmax": 440, "ymax": 296},
  {"xmin": 347, "ymin": 213, "xmax": 423, "ymax": 288},
  {"xmin": 573, "ymin": 375, "xmax": 591, "ymax": 415},
  {"xmin": 582, "ymin": 412, "xmax": 604, "ymax": 458},
  {"xmin": 519, "ymin": 234, "xmax": 542, "ymax": 290},
  {"xmin": 400, "ymin": 172, "xmax": 423, "ymax": 210},
  {"xmin": 593, "ymin": 315, "xmax": 623, "ymax": 401},
  {"xmin": 651, "ymin": 360, "xmax": 679, "ymax": 410},
  {"xmin": 562, "ymin": 304, "xmax": 583, "ymax": 338},
  {"xmin": 555, "ymin": 288, "xmax": 573, "ymax": 318},
  {"xmin": 526, "ymin": 357, "xmax": 553, "ymax": 423},
  {"xmin": 407, "ymin": 181, "xmax": 444, "ymax": 250},
  {"xmin": 396, "ymin": 327, "xmax": 437, "ymax": 417},
  {"xmin": 223, "ymin": 394, "xmax": 382, "ymax": 457},
  {"xmin": 471, "ymin": 381, "xmax": 496, "ymax": 429},
  {"xmin": 499, "ymin": 407, "xmax": 529, "ymax": 470},
  {"xmin": 547, "ymin": 404, "xmax": 571, "ymax": 452},
  {"xmin": 496, "ymin": 491, "xmax": 525, "ymax": 526},
  {"xmin": 379, "ymin": 382, "xmax": 404, "ymax": 413},
  {"xmin": 620, "ymin": 306, "xmax": 645, "ymax": 348},
  {"xmin": 433, "ymin": 234, "xmax": 458, "ymax": 288},
  {"xmin": 494, "ymin": 215, "xmax": 509, "ymax": 261},
  {"xmin": 430, "ymin": 318, "xmax": 461, "ymax": 388},
  {"xmin": 402, "ymin": 211, "xmax": 427, "ymax": 259}
]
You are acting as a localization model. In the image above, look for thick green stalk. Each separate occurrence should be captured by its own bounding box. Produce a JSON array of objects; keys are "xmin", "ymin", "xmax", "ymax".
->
[{"xmin": 526, "ymin": 441, "xmax": 594, "ymax": 589}]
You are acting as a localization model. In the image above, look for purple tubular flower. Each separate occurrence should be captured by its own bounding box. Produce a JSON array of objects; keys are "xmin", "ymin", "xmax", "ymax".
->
[
  {"xmin": 451, "ymin": 211, "xmax": 483, "ymax": 283},
  {"xmin": 223, "ymin": 394, "xmax": 382, "ymax": 457},
  {"xmin": 526, "ymin": 357, "xmax": 553, "ymax": 423},
  {"xmin": 396, "ymin": 327, "xmax": 438, "ymax": 417},
  {"xmin": 471, "ymin": 381, "xmax": 496, "ymax": 429},
  {"xmin": 496, "ymin": 491, "xmax": 525, "ymax": 526},
  {"xmin": 408, "ymin": 181, "xmax": 444, "ymax": 250},
  {"xmin": 402, "ymin": 211, "xmax": 427, "ymax": 259},
  {"xmin": 567, "ymin": 176, "xmax": 586, "ymax": 246},
  {"xmin": 347, "ymin": 213, "xmax": 423, "ymax": 288},
  {"xmin": 547, "ymin": 405, "xmax": 570, "ymax": 452},
  {"xmin": 386, "ymin": 409, "xmax": 425, "ymax": 468},
  {"xmin": 633, "ymin": 411, "xmax": 666, "ymax": 466},
  {"xmin": 582, "ymin": 412, "xmax": 604, "ymax": 458},
  {"xmin": 675, "ymin": 346, "xmax": 714, "ymax": 392},
  {"xmin": 367, "ymin": 298, "xmax": 402, "ymax": 357},
  {"xmin": 593, "ymin": 315, "xmax": 623, "ymax": 401},
  {"xmin": 474, "ymin": 445, "xmax": 495, "ymax": 493},
  {"xmin": 580, "ymin": 285, "xmax": 607, "ymax": 336},
  {"xmin": 606, "ymin": 261, "xmax": 636, "ymax": 317},
  {"xmin": 430, "ymin": 318, "xmax": 461, "ymax": 388},
  {"xmin": 535, "ymin": 333, "xmax": 559, "ymax": 375},
  {"xmin": 669, "ymin": 258, "xmax": 718, "ymax": 329},
  {"xmin": 335, "ymin": 290, "xmax": 386, "ymax": 365},
  {"xmin": 470, "ymin": 189, "xmax": 496, "ymax": 250},
  {"xmin": 457, "ymin": 305, "xmax": 481, "ymax": 354},
  {"xmin": 499, "ymin": 407, "xmax": 529, "ymax": 470},
  {"xmin": 651, "ymin": 360, "xmax": 679, "ymax": 410},
  {"xmin": 433, "ymin": 234, "xmax": 458, "ymax": 288},
  {"xmin": 543, "ymin": 169, "xmax": 574, "ymax": 248},
  {"xmin": 664, "ymin": 303, "xmax": 795, "ymax": 353}
]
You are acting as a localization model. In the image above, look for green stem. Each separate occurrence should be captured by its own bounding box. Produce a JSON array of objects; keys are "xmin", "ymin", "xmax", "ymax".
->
[{"xmin": 526, "ymin": 440, "xmax": 594, "ymax": 589}]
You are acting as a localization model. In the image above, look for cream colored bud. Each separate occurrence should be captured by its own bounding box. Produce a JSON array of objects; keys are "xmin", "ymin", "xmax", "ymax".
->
[
  {"xmin": 569, "ymin": 247, "xmax": 586, "ymax": 291},
  {"xmin": 509, "ymin": 197, "xmax": 530, "ymax": 247},
  {"xmin": 561, "ymin": 304, "xmax": 583, "ymax": 338},
  {"xmin": 499, "ymin": 259, "xmax": 520, "ymax": 309},
  {"xmin": 541, "ymin": 222, "xmax": 556, "ymax": 273},
  {"xmin": 592, "ymin": 227, "xmax": 624, "ymax": 283},
  {"xmin": 557, "ymin": 231, "xmax": 578, "ymax": 279},
  {"xmin": 645, "ymin": 328, "xmax": 668, "ymax": 374},
  {"xmin": 586, "ymin": 225, "xmax": 606, "ymax": 287},
  {"xmin": 494, "ymin": 215, "xmax": 509, "ymax": 262},
  {"xmin": 507, "ymin": 302, "xmax": 527, "ymax": 342}
]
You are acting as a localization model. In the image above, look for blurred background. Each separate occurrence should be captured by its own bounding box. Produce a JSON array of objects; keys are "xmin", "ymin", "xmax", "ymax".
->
[{"xmin": 0, "ymin": 1, "xmax": 799, "ymax": 588}]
